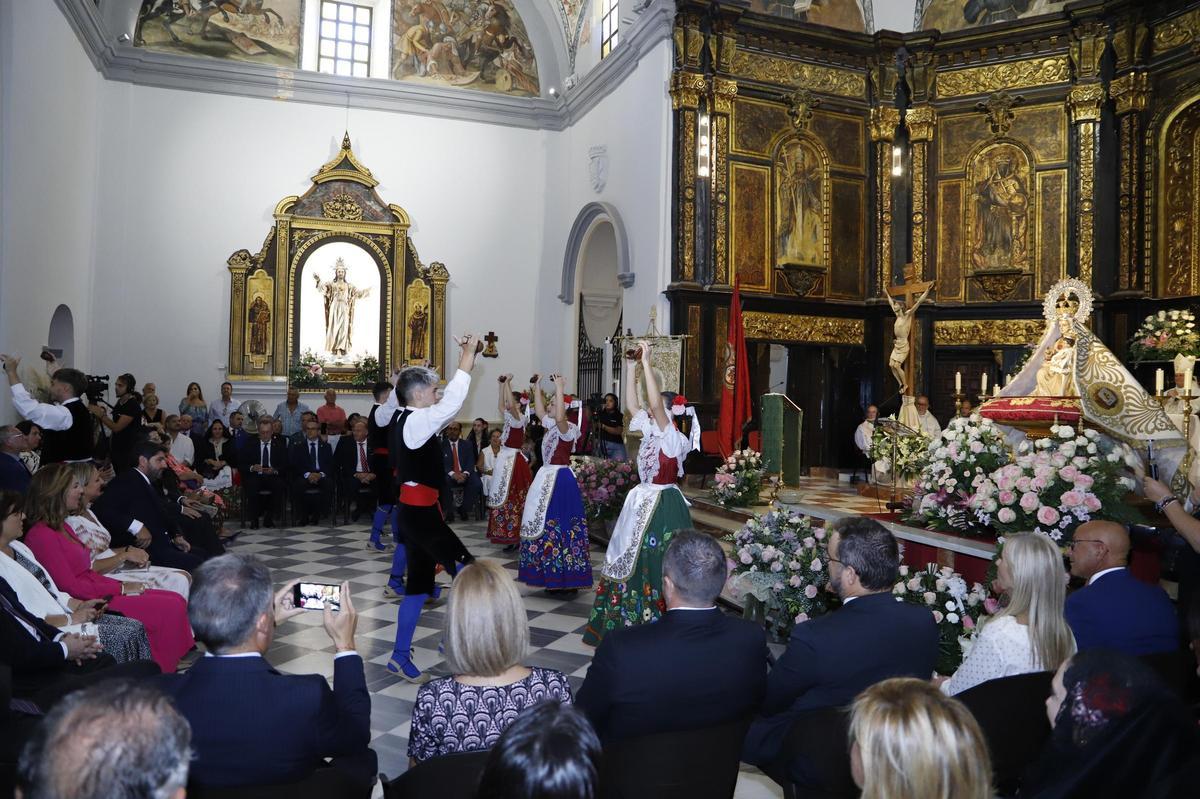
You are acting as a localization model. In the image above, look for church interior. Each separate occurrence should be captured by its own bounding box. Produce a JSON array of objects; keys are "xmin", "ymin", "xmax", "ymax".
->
[{"xmin": 5, "ymin": 0, "xmax": 1200, "ymax": 797}]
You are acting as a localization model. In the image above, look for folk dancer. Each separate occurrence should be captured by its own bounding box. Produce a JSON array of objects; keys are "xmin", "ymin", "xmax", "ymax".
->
[{"xmin": 486, "ymin": 375, "xmax": 532, "ymax": 551}]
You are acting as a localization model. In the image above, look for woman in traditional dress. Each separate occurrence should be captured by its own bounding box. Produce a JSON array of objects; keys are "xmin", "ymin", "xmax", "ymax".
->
[
  {"xmin": 584, "ymin": 341, "xmax": 695, "ymax": 646},
  {"xmin": 517, "ymin": 374, "xmax": 593, "ymax": 595},
  {"xmin": 486, "ymin": 375, "xmax": 532, "ymax": 551}
]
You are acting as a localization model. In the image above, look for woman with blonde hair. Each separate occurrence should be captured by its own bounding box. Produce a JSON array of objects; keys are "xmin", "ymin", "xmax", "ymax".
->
[
  {"xmin": 939, "ymin": 531, "xmax": 1075, "ymax": 696},
  {"xmin": 850, "ymin": 678, "xmax": 992, "ymax": 799},
  {"xmin": 406, "ymin": 559, "xmax": 573, "ymax": 764}
]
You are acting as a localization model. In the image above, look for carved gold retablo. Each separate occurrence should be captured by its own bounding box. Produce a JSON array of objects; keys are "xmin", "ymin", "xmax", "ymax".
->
[
  {"xmin": 1153, "ymin": 7, "xmax": 1200, "ymax": 55},
  {"xmin": 743, "ymin": 312, "xmax": 863, "ymax": 346},
  {"xmin": 933, "ymin": 319, "xmax": 1044, "ymax": 347},
  {"xmin": 729, "ymin": 51, "xmax": 865, "ymax": 99},
  {"xmin": 322, "ymin": 193, "xmax": 363, "ymax": 221},
  {"xmin": 937, "ymin": 56, "xmax": 1070, "ymax": 99}
]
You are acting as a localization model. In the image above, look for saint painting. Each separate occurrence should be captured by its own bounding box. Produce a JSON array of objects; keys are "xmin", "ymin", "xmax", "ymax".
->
[
  {"xmin": 775, "ymin": 139, "xmax": 824, "ymax": 267},
  {"xmin": 970, "ymin": 147, "xmax": 1030, "ymax": 271},
  {"xmin": 314, "ymin": 258, "xmax": 371, "ymax": 357},
  {"xmin": 408, "ymin": 303, "xmax": 429, "ymax": 361},
  {"xmin": 248, "ymin": 296, "xmax": 271, "ymax": 355},
  {"xmin": 920, "ymin": 0, "xmax": 1066, "ymax": 33}
]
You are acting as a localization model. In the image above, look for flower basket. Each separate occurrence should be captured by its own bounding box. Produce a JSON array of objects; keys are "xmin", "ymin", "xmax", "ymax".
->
[
  {"xmin": 905, "ymin": 415, "xmax": 1012, "ymax": 536},
  {"xmin": 711, "ymin": 449, "xmax": 767, "ymax": 508},
  {"xmin": 571, "ymin": 457, "xmax": 638, "ymax": 524},
  {"xmin": 868, "ymin": 420, "xmax": 930, "ymax": 482},
  {"xmin": 1128, "ymin": 309, "xmax": 1200, "ymax": 365},
  {"xmin": 892, "ymin": 563, "xmax": 990, "ymax": 675},
  {"xmin": 288, "ymin": 350, "xmax": 326, "ymax": 389}
]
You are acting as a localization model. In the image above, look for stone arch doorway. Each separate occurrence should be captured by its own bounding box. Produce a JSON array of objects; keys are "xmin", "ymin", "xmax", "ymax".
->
[
  {"xmin": 564, "ymin": 205, "xmax": 629, "ymax": 401},
  {"xmin": 47, "ymin": 304, "xmax": 75, "ymax": 366}
]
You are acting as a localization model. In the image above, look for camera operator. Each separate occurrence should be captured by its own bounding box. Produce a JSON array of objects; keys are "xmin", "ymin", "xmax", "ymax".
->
[
  {"xmin": 1, "ymin": 354, "xmax": 94, "ymax": 464},
  {"xmin": 594, "ymin": 392, "xmax": 626, "ymax": 460},
  {"xmin": 90, "ymin": 373, "xmax": 142, "ymax": 471}
]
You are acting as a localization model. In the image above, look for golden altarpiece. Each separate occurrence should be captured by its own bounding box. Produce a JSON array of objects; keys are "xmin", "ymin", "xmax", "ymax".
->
[
  {"xmin": 666, "ymin": 0, "xmax": 1200, "ymax": 469},
  {"xmin": 225, "ymin": 135, "xmax": 449, "ymax": 388}
]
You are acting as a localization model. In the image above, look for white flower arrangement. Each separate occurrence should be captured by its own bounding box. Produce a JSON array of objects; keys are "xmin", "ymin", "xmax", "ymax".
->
[
  {"xmin": 1129, "ymin": 308, "xmax": 1200, "ymax": 364},
  {"xmin": 891, "ymin": 563, "xmax": 990, "ymax": 675},
  {"xmin": 711, "ymin": 448, "xmax": 766, "ymax": 507},
  {"xmin": 905, "ymin": 415, "xmax": 1012, "ymax": 535},
  {"xmin": 867, "ymin": 419, "xmax": 930, "ymax": 481}
]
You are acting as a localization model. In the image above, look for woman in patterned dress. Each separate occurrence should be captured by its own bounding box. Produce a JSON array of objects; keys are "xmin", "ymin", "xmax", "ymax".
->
[
  {"xmin": 486, "ymin": 375, "xmax": 532, "ymax": 550},
  {"xmin": 407, "ymin": 559, "xmax": 573, "ymax": 764},
  {"xmin": 583, "ymin": 341, "xmax": 695, "ymax": 646},
  {"xmin": 517, "ymin": 374, "xmax": 593, "ymax": 595}
]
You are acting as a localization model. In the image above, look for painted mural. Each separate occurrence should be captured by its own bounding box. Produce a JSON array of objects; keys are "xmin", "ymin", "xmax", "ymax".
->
[
  {"xmin": 920, "ymin": 0, "xmax": 1067, "ymax": 33},
  {"xmin": 134, "ymin": 0, "xmax": 303, "ymax": 67},
  {"xmin": 749, "ymin": 0, "xmax": 868, "ymax": 33},
  {"xmin": 775, "ymin": 138, "xmax": 826, "ymax": 268},
  {"xmin": 390, "ymin": 0, "xmax": 539, "ymax": 96}
]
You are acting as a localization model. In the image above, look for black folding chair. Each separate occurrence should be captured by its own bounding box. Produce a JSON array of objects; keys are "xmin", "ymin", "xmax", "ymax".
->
[
  {"xmin": 599, "ymin": 717, "xmax": 750, "ymax": 799},
  {"xmin": 381, "ymin": 749, "xmax": 490, "ymax": 799},
  {"xmin": 767, "ymin": 706, "xmax": 857, "ymax": 799},
  {"xmin": 956, "ymin": 670, "xmax": 1054, "ymax": 796}
]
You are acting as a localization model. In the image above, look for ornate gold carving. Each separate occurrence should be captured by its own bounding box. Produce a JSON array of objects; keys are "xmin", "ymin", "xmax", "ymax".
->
[
  {"xmin": 1112, "ymin": 22, "xmax": 1150, "ymax": 70},
  {"xmin": 717, "ymin": 27, "xmax": 737, "ymax": 73},
  {"xmin": 729, "ymin": 51, "xmax": 865, "ymax": 99},
  {"xmin": 907, "ymin": 51, "xmax": 936, "ymax": 104},
  {"xmin": 776, "ymin": 265, "xmax": 826, "ymax": 297},
  {"xmin": 683, "ymin": 21, "xmax": 704, "ymax": 68},
  {"xmin": 937, "ymin": 56, "xmax": 1070, "ymax": 99},
  {"xmin": 869, "ymin": 106, "xmax": 900, "ymax": 142},
  {"xmin": 743, "ymin": 312, "xmax": 863, "ymax": 345},
  {"xmin": 785, "ymin": 89, "xmax": 820, "ymax": 130},
  {"xmin": 933, "ymin": 319, "xmax": 1044, "ymax": 347},
  {"xmin": 976, "ymin": 92, "xmax": 1024, "ymax": 136},
  {"xmin": 1160, "ymin": 98, "xmax": 1200, "ymax": 298},
  {"xmin": 321, "ymin": 192, "xmax": 363, "ymax": 221},
  {"xmin": 313, "ymin": 132, "xmax": 379, "ymax": 188},
  {"xmin": 1068, "ymin": 84, "xmax": 1106, "ymax": 123},
  {"xmin": 1077, "ymin": 119, "xmax": 1098, "ymax": 286},
  {"xmin": 905, "ymin": 105, "xmax": 936, "ymax": 142},
  {"xmin": 228, "ymin": 249, "xmax": 253, "ymax": 271},
  {"xmin": 971, "ymin": 270, "xmax": 1026, "ymax": 302},
  {"xmin": 1153, "ymin": 8, "xmax": 1200, "ymax": 55},
  {"xmin": 714, "ymin": 111, "xmax": 730, "ymax": 285},
  {"xmin": 869, "ymin": 59, "xmax": 899, "ymax": 103},
  {"xmin": 877, "ymin": 141, "xmax": 893, "ymax": 297},
  {"xmin": 1110, "ymin": 72, "xmax": 1151, "ymax": 115},
  {"xmin": 913, "ymin": 138, "xmax": 928, "ymax": 282},
  {"xmin": 1069, "ymin": 22, "xmax": 1108, "ymax": 82},
  {"xmin": 672, "ymin": 24, "xmax": 684, "ymax": 67},
  {"xmin": 670, "ymin": 71, "xmax": 706, "ymax": 110},
  {"xmin": 712, "ymin": 78, "xmax": 738, "ymax": 115},
  {"xmin": 678, "ymin": 106, "xmax": 697, "ymax": 282},
  {"xmin": 1117, "ymin": 111, "xmax": 1141, "ymax": 292}
]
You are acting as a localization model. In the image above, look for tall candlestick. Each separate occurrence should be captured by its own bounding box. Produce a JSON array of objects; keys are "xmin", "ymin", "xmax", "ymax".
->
[
  {"xmin": 955, "ymin": 372, "xmax": 962, "ymax": 393},
  {"xmin": 992, "ymin": 384, "xmax": 1000, "ymax": 398},
  {"xmin": 981, "ymin": 373, "xmax": 988, "ymax": 394},
  {"xmin": 1156, "ymin": 368, "xmax": 1165, "ymax": 396}
]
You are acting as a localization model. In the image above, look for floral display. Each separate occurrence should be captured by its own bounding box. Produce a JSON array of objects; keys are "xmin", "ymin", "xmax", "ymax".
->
[
  {"xmin": 1128, "ymin": 308, "xmax": 1199, "ymax": 364},
  {"xmin": 969, "ymin": 424, "xmax": 1140, "ymax": 544},
  {"xmin": 905, "ymin": 415, "xmax": 1012, "ymax": 536},
  {"xmin": 892, "ymin": 563, "xmax": 990, "ymax": 675},
  {"xmin": 288, "ymin": 349, "xmax": 326, "ymax": 388},
  {"xmin": 570, "ymin": 457, "xmax": 638, "ymax": 522},
  {"xmin": 868, "ymin": 420, "xmax": 930, "ymax": 481},
  {"xmin": 726, "ymin": 509, "xmax": 834, "ymax": 639},
  {"xmin": 711, "ymin": 449, "xmax": 766, "ymax": 507},
  {"xmin": 350, "ymin": 354, "xmax": 381, "ymax": 387}
]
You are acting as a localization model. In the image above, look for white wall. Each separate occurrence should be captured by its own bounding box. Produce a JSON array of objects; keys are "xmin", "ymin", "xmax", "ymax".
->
[{"xmin": 0, "ymin": 0, "xmax": 103, "ymax": 421}]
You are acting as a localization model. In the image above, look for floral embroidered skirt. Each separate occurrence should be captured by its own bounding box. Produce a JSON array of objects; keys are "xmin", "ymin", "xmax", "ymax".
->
[
  {"xmin": 582, "ymin": 487, "xmax": 691, "ymax": 646},
  {"xmin": 487, "ymin": 455, "xmax": 531, "ymax": 545},
  {"xmin": 517, "ymin": 469, "xmax": 593, "ymax": 589}
]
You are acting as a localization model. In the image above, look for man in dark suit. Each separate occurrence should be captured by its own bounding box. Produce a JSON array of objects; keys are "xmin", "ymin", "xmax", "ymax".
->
[
  {"xmin": 0, "ymin": 576, "xmax": 158, "ymax": 709},
  {"xmin": 289, "ymin": 417, "xmax": 334, "ymax": 525},
  {"xmin": 743, "ymin": 516, "xmax": 939, "ymax": 789},
  {"xmin": 1065, "ymin": 520, "xmax": 1179, "ymax": 656},
  {"xmin": 92, "ymin": 441, "xmax": 204, "ymax": 572},
  {"xmin": 157, "ymin": 554, "xmax": 376, "ymax": 792},
  {"xmin": 0, "ymin": 425, "xmax": 31, "ymax": 493},
  {"xmin": 334, "ymin": 419, "xmax": 376, "ymax": 522},
  {"xmin": 239, "ymin": 416, "xmax": 288, "ymax": 529},
  {"xmin": 577, "ymin": 530, "xmax": 768, "ymax": 743},
  {"xmin": 440, "ymin": 421, "xmax": 481, "ymax": 522}
]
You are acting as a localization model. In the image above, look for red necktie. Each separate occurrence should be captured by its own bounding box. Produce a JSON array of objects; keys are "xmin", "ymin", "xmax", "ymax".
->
[
  {"xmin": 358, "ymin": 441, "xmax": 367, "ymax": 472},
  {"xmin": 452, "ymin": 442, "xmax": 461, "ymax": 473}
]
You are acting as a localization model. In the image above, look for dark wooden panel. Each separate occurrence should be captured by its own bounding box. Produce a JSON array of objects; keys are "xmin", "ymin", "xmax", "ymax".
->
[{"xmin": 830, "ymin": 178, "xmax": 865, "ymax": 298}]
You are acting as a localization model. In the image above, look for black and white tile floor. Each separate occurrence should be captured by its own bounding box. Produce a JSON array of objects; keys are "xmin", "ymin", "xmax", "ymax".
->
[{"xmin": 226, "ymin": 519, "xmax": 782, "ymax": 798}]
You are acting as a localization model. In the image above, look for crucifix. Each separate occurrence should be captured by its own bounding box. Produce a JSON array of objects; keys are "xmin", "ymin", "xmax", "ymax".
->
[
  {"xmin": 482, "ymin": 330, "xmax": 500, "ymax": 358},
  {"xmin": 885, "ymin": 263, "xmax": 936, "ymax": 397}
]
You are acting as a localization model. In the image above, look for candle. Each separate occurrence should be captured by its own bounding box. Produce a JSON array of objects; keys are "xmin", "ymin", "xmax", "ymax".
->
[
  {"xmin": 1004, "ymin": 372, "xmax": 1010, "ymax": 387},
  {"xmin": 955, "ymin": 372, "xmax": 962, "ymax": 393},
  {"xmin": 992, "ymin": 384, "xmax": 1001, "ymax": 397},
  {"xmin": 981, "ymin": 373, "xmax": 988, "ymax": 394},
  {"xmin": 1156, "ymin": 368, "xmax": 1165, "ymax": 396}
]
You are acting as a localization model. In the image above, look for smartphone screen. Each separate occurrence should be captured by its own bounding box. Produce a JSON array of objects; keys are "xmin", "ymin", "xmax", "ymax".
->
[{"xmin": 293, "ymin": 581, "xmax": 341, "ymax": 612}]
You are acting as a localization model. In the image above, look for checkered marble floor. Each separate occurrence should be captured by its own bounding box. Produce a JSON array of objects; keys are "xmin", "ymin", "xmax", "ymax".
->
[
  {"xmin": 786, "ymin": 476, "xmax": 900, "ymax": 515},
  {"xmin": 224, "ymin": 518, "xmax": 784, "ymax": 798}
]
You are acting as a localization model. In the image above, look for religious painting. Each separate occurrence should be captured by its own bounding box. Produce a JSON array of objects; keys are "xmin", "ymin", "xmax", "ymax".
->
[
  {"xmin": 298, "ymin": 241, "xmax": 381, "ymax": 366},
  {"xmin": 919, "ymin": 0, "xmax": 1067, "ymax": 33},
  {"xmin": 774, "ymin": 138, "xmax": 827, "ymax": 269},
  {"xmin": 134, "ymin": 0, "xmax": 303, "ymax": 67},
  {"xmin": 747, "ymin": 0, "xmax": 867, "ymax": 32},
  {"xmin": 405, "ymin": 279, "xmax": 432, "ymax": 364},
  {"xmin": 390, "ymin": 0, "xmax": 539, "ymax": 96},
  {"xmin": 966, "ymin": 143, "xmax": 1032, "ymax": 273},
  {"xmin": 245, "ymin": 268, "xmax": 274, "ymax": 370}
]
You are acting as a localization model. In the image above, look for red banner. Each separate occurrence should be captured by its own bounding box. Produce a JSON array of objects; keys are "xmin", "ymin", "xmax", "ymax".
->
[{"xmin": 717, "ymin": 280, "xmax": 752, "ymax": 455}]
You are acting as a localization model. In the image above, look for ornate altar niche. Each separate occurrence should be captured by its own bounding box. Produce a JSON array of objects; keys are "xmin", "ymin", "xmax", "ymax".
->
[
  {"xmin": 1156, "ymin": 93, "xmax": 1200, "ymax": 298},
  {"xmin": 225, "ymin": 135, "xmax": 450, "ymax": 387}
]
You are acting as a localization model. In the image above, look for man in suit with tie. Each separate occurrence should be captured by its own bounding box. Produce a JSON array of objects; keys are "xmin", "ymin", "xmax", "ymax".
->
[
  {"xmin": 440, "ymin": 421, "xmax": 481, "ymax": 522},
  {"xmin": 92, "ymin": 440, "xmax": 204, "ymax": 573},
  {"xmin": 0, "ymin": 425, "xmax": 31, "ymax": 493},
  {"xmin": 334, "ymin": 419, "xmax": 376, "ymax": 523},
  {"xmin": 743, "ymin": 516, "xmax": 939, "ymax": 790},
  {"xmin": 576, "ymin": 530, "xmax": 768, "ymax": 743},
  {"xmin": 1065, "ymin": 519, "xmax": 1179, "ymax": 656},
  {"xmin": 289, "ymin": 417, "xmax": 334, "ymax": 526},
  {"xmin": 239, "ymin": 416, "xmax": 288, "ymax": 529},
  {"xmin": 157, "ymin": 554, "xmax": 376, "ymax": 792}
]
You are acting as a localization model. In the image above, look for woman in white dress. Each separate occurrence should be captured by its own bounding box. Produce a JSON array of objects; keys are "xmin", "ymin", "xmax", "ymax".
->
[
  {"xmin": 64, "ymin": 462, "xmax": 191, "ymax": 600},
  {"xmin": 938, "ymin": 532, "xmax": 1075, "ymax": 696}
]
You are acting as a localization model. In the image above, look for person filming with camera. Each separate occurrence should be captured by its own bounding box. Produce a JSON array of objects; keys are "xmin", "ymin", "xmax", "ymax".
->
[{"xmin": 2, "ymin": 353, "xmax": 95, "ymax": 464}]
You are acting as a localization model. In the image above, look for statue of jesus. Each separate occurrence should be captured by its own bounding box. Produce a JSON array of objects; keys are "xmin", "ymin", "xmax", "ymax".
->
[
  {"xmin": 313, "ymin": 258, "xmax": 370, "ymax": 357},
  {"xmin": 885, "ymin": 282, "xmax": 934, "ymax": 396}
]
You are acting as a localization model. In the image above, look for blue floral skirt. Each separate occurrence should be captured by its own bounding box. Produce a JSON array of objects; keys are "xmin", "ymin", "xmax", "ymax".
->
[{"xmin": 517, "ymin": 469, "xmax": 593, "ymax": 589}]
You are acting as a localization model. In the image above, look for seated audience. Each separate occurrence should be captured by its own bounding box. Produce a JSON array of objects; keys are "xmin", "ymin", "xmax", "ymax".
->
[
  {"xmin": 195, "ymin": 418, "xmax": 236, "ymax": 480},
  {"xmin": 179, "ymin": 381, "xmax": 210, "ymax": 437},
  {"xmin": 441, "ymin": 421, "xmax": 482, "ymax": 522},
  {"xmin": 408, "ymin": 559, "xmax": 572, "ymax": 763},
  {"xmin": 141, "ymin": 391, "xmax": 165, "ymax": 434},
  {"xmin": 1064, "ymin": 520, "xmax": 1178, "ymax": 656},
  {"xmin": 335, "ymin": 419, "xmax": 376, "ymax": 521},
  {"xmin": 938, "ymin": 531, "xmax": 1075, "ymax": 696},
  {"xmin": 744, "ymin": 516, "xmax": 938, "ymax": 786},
  {"xmin": 2, "ymin": 354, "xmax": 94, "ymax": 464},
  {"xmin": 576, "ymin": 530, "xmax": 767, "ymax": 743},
  {"xmin": 240, "ymin": 416, "xmax": 289, "ymax": 528},
  {"xmin": 476, "ymin": 702, "xmax": 602, "ymax": 799},
  {"xmin": 165, "ymin": 414, "xmax": 194, "ymax": 467},
  {"xmin": 0, "ymin": 424, "xmax": 31, "ymax": 492},
  {"xmin": 480, "ymin": 428, "xmax": 503, "ymax": 496},
  {"xmin": 289, "ymin": 417, "xmax": 334, "ymax": 525},
  {"xmin": 157, "ymin": 554, "xmax": 376, "ymax": 792},
  {"xmin": 15, "ymin": 419, "xmax": 42, "ymax": 474},
  {"xmin": 468, "ymin": 416, "xmax": 489, "ymax": 455},
  {"xmin": 849, "ymin": 678, "xmax": 992, "ymax": 799},
  {"xmin": 66, "ymin": 462, "xmax": 190, "ymax": 599},
  {"xmin": 17, "ymin": 680, "xmax": 191, "ymax": 799},
  {"xmin": 90, "ymin": 372, "xmax": 142, "ymax": 471},
  {"xmin": 91, "ymin": 441, "xmax": 204, "ymax": 573},
  {"xmin": 23, "ymin": 464, "xmax": 194, "ymax": 672},
  {"xmin": 0, "ymin": 489, "xmax": 153, "ymax": 663},
  {"xmin": 1023, "ymin": 649, "xmax": 1199, "ymax": 797},
  {"xmin": 209, "ymin": 380, "xmax": 240, "ymax": 427},
  {"xmin": 318, "ymin": 388, "xmax": 348, "ymax": 435},
  {"xmin": 276, "ymin": 387, "xmax": 312, "ymax": 438}
]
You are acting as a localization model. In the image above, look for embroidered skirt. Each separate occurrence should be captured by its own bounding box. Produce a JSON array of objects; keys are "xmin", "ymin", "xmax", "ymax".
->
[
  {"xmin": 517, "ymin": 466, "xmax": 593, "ymax": 589},
  {"xmin": 487, "ymin": 450, "xmax": 531, "ymax": 545}
]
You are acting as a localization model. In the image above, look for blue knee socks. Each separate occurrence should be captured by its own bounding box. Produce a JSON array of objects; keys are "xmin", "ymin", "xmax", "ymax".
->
[
  {"xmin": 370, "ymin": 505, "xmax": 393, "ymax": 548},
  {"xmin": 389, "ymin": 592, "xmax": 428, "ymax": 678}
]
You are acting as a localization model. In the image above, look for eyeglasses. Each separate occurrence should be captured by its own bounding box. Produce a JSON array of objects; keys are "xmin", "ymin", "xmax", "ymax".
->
[{"xmin": 1068, "ymin": 539, "xmax": 1103, "ymax": 549}]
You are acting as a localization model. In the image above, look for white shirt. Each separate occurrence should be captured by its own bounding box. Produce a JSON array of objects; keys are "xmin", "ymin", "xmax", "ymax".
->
[
  {"xmin": 209, "ymin": 397, "xmax": 240, "ymax": 426},
  {"xmin": 916, "ymin": 410, "xmax": 942, "ymax": 438},
  {"xmin": 0, "ymin": 543, "xmax": 73, "ymax": 657},
  {"xmin": 941, "ymin": 615, "xmax": 1076, "ymax": 697},
  {"xmin": 350, "ymin": 438, "xmax": 370, "ymax": 473},
  {"xmin": 9, "ymin": 383, "xmax": 78, "ymax": 431},
  {"xmin": 854, "ymin": 421, "xmax": 874, "ymax": 455},
  {"xmin": 169, "ymin": 432, "xmax": 194, "ymax": 466},
  {"xmin": 374, "ymin": 370, "xmax": 472, "ymax": 451},
  {"xmin": 1087, "ymin": 566, "xmax": 1125, "ymax": 586}
]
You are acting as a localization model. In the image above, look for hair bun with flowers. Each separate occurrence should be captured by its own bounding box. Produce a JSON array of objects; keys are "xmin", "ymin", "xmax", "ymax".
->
[{"xmin": 670, "ymin": 395, "xmax": 688, "ymax": 416}]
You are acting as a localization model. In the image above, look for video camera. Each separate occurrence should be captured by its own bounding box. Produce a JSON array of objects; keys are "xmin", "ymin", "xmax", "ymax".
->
[{"xmin": 85, "ymin": 374, "xmax": 110, "ymax": 405}]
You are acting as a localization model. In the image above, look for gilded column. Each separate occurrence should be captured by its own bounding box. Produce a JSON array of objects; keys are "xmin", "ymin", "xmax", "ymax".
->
[
  {"xmin": 670, "ymin": 70, "xmax": 705, "ymax": 284},
  {"xmin": 1068, "ymin": 84, "xmax": 1105, "ymax": 287},
  {"xmin": 1110, "ymin": 71, "xmax": 1150, "ymax": 293},
  {"xmin": 870, "ymin": 106, "xmax": 900, "ymax": 297},
  {"xmin": 711, "ymin": 78, "xmax": 737, "ymax": 286},
  {"xmin": 905, "ymin": 105, "xmax": 936, "ymax": 281}
]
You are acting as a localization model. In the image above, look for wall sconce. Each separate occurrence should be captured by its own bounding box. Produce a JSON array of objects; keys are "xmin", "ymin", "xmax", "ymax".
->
[
  {"xmin": 697, "ymin": 113, "xmax": 711, "ymax": 179},
  {"xmin": 891, "ymin": 144, "xmax": 903, "ymax": 176}
]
